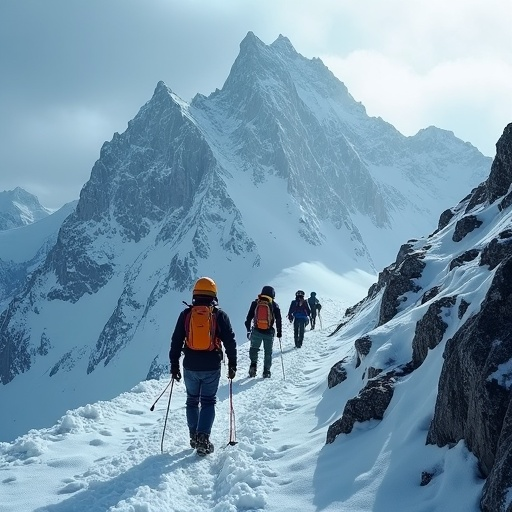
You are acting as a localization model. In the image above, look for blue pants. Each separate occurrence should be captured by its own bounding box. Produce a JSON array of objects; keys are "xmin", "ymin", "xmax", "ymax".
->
[{"xmin": 183, "ymin": 368, "xmax": 220, "ymax": 435}]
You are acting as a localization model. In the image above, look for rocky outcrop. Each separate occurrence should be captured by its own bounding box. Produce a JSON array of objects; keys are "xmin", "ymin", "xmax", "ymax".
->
[
  {"xmin": 355, "ymin": 336, "xmax": 372, "ymax": 367},
  {"xmin": 480, "ymin": 230, "xmax": 512, "ymax": 270},
  {"xmin": 427, "ymin": 256, "xmax": 512, "ymax": 508},
  {"xmin": 449, "ymin": 249, "xmax": 480, "ymax": 270},
  {"xmin": 412, "ymin": 296, "xmax": 457, "ymax": 368},
  {"xmin": 326, "ymin": 375, "xmax": 394, "ymax": 443},
  {"xmin": 377, "ymin": 246, "xmax": 426, "ymax": 326},
  {"xmin": 0, "ymin": 299, "xmax": 31, "ymax": 384},
  {"xmin": 452, "ymin": 214, "xmax": 483, "ymax": 242},
  {"xmin": 437, "ymin": 208, "xmax": 455, "ymax": 231},
  {"xmin": 481, "ymin": 403, "xmax": 512, "ymax": 511},
  {"xmin": 486, "ymin": 124, "xmax": 512, "ymax": 204},
  {"xmin": 328, "ymin": 359, "xmax": 348, "ymax": 389}
]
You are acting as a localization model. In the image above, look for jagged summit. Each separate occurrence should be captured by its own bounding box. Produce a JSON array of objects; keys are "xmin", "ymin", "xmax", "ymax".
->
[
  {"xmin": 239, "ymin": 30, "xmax": 265, "ymax": 50},
  {"xmin": 0, "ymin": 187, "xmax": 51, "ymax": 230},
  {"xmin": 270, "ymin": 33, "xmax": 296, "ymax": 53},
  {"xmin": 154, "ymin": 79, "xmax": 172, "ymax": 96}
]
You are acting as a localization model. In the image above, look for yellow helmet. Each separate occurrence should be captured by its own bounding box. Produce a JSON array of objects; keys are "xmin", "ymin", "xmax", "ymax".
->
[{"xmin": 193, "ymin": 277, "xmax": 217, "ymax": 297}]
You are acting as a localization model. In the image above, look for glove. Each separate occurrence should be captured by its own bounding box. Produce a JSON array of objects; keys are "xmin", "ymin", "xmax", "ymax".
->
[
  {"xmin": 171, "ymin": 365, "xmax": 181, "ymax": 382},
  {"xmin": 247, "ymin": 331, "xmax": 251, "ymax": 340},
  {"xmin": 228, "ymin": 367, "xmax": 236, "ymax": 380},
  {"xmin": 288, "ymin": 315, "xmax": 293, "ymax": 323},
  {"xmin": 277, "ymin": 333, "xmax": 282, "ymax": 339}
]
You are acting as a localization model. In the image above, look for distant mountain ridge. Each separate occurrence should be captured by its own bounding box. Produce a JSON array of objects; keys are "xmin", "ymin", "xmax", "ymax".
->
[
  {"xmin": 0, "ymin": 201, "xmax": 77, "ymax": 309},
  {"xmin": 0, "ymin": 187, "xmax": 51, "ymax": 230},
  {"xmin": 0, "ymin": 32, "xmax": 491, "ymax": 440}
]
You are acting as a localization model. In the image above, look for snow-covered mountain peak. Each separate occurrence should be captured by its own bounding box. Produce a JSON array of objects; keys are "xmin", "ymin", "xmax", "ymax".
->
[{"xmin": 0, "ymin": 187, "xmax": 51, "ymax": 230}]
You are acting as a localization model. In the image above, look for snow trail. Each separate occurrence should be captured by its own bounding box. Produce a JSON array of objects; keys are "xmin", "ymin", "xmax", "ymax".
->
[{"xmin": 0, "ymin": 300, "xmax": 347, "ymax": 512}]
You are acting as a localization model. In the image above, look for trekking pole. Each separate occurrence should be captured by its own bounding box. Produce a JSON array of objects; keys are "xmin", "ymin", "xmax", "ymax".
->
[
  {"xmin": 149, "ymin": 379, "xmax": 173, "ymax": 411},
  {"xmin": 160, "ymin": 378, "xmax": 175, "ymax": 453},
  {"xmin": 226, "ymin": 379, "xmax": 238, "ymax": 446},
  {"xmin": 279, "ymin": 337, "xmax": 285, "ymax": 380}
]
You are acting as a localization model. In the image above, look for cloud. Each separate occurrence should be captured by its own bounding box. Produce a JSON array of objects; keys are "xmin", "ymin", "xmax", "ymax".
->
[
  {"xmin": 323, "ymin": 50, "xmax": 512, "ymax": 155},
  {"xmin": 2, "ymin": 105, "xmax": 115, "ymax": 208}
]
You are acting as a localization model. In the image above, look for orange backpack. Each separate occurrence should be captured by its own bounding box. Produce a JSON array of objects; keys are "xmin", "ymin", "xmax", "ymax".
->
[
  {"xmin": 184, "ymin": 305, "xmax": 220, "ymax": 351},
  {"xmin": 254, "ymin": 298, "xmax": 273, "ymax": 330}
]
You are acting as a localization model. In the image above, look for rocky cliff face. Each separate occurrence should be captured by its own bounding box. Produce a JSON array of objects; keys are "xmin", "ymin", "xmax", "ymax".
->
[{"xmin": 326, "ymin": 123, "xmax": 512, "ymax": 511}]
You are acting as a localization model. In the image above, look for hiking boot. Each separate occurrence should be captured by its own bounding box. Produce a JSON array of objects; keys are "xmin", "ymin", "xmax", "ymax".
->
[
  {"xmin": 189, "ymin": 432, "xmax": 197, "ymax": 449},
  {"xmin": 263, "ymin": 370, "xmax": 271, "ymax": 378},
  {"xmin": 248, "ymin": 363, "xmax": 257, "ymax": 378},
  {"xmin": 196, "ymin": 432, "xmax": 214, "ymax": 456}
]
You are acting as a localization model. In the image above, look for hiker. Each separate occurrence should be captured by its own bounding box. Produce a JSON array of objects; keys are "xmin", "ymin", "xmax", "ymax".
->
[
  {"xmin": 307, "ymin": 292, "xmax": 322, "ymax": 330},
  {"xmin": 287, "ymin": 290, "xmax": 311, "ymax": 348},
  {"xmin": 245, "ymin": 285, "xmax": 282, "ymax": 378},
  {"xmin": 169, "ymin": 277, "xmax": 237, "ymax": 456}
]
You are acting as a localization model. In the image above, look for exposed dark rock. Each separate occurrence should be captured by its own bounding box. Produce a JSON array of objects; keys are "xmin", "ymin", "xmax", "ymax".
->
[
  {"xmin": 0, "ymin": 300, "xmax": 32, "ymax": 384},
  {"xmin": 146, "ymin": 357, "xmax": 168, "ymax": 381},
  {"xmin": 36, "ymin": 332, "xmax": 51, "ymax": 356},
  {"xmin": 449, "ymin": 249, "xmax": 480, "ymax": 270},
  {"xmin": 420, "ymin": 471, "xmax": 435, "ymax": 486},
  {"xmin": 49, "ymin": 351, "xmax": 73, "ymax": 377},
  {"xmin": 326, "ymin": 375, "xmax": 394, "ymax": 443},
  {"xmin": 87, "ymin": 285, "xmax": 143, "ymax": 374},
  {"xmin": 412, "ymin": 296, "xmax": 457, "ymax": 368},
  {"xmin": 480, "ymin": 232, "xmax": 512, "ymax": 270},
  {"xmin": 0, "ymin": 260, "xmax": 27, "ymax": 305},
  {"xmin": 486, "ymin": 123, "xmax": 512, "ymax": 204},
  {"xmin": 499, "ymin": 190, "xmax": 512, "ymax": 211},
  {"xmin": 355, "ymin": 336, "xmax": 372, "ymax": 368},
  {"xmin": 377, "ymin": 249, "xmax": 426, "ymax": 326},
  {"xmin": 452, "ymin": 215, "xmax": 483, "ymax": 242},
  {"xmin": 458, "ymin": 299, "xmax": 470, "ymax": 319},
  {"xmin": 427, "ymin": 256, "xmax": 512, "ymax": 508},
  {"xmin": 328, "ymin": 359, "xmax": 348, "ymax": 389},
  {"xmin": 367, "ymin": 367, "xmax": 382, "ymax": 379},
  {"xmin": 481, "ymin": 399, "xmax": 512, "ymax": 511},
  {"xmin": 438, "ymin": 208, "xmax": 455, "ymax": 231},
  {"xmin": 45, "ymin": 227, "xmax": 114, "ymax": 303},
  {"xmin": 421, "ymin": 286, "xmax": 440, "ymax": 305},
  {"xmin": 327, "ymin": 320, "xmax": 348, "ymax": 338},
  {"xmin": 465, "ymin": 183, "xmax": 487, "ymax": 213}
]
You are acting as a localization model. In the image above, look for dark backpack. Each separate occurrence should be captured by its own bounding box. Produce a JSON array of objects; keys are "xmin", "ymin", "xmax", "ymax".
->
[
  {"xmin": 184, "ymin": 305, "xmax": 220, "ymax": 351},
  {"xmin": 254, "ymin": 298, "xmax": 273, "ymax": 330}
]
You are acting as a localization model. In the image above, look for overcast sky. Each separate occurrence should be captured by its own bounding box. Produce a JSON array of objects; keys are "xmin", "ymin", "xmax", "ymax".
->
[{"xmin": 1, "ymin": 0, "xmax": 511, "ymax": 210}]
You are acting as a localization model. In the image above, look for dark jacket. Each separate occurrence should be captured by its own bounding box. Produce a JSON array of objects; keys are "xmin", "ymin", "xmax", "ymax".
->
[
  {"xmin": 245, "ymin": 295, "xmax": 283, "ymax": 338},
  {"xmin": 287, "ymin": 299, "xmax": 311, "ymax": 321},
  {"xmin": 169, "ymin": 299, "xmax": 237, "ymax": 372},
  {"xmin": 307, "ymin": 296, "xmax": 320, "ymax": 315}
]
